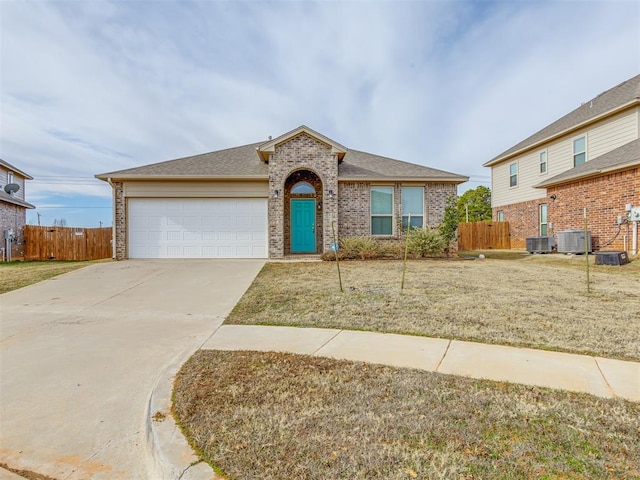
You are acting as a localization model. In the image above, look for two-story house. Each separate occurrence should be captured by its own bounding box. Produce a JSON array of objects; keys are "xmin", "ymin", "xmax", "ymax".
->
[
  {"xmin": 484, "ymin": 74, "xmax": 640, "ymax": 253},
  {"xmin": 1, "ymin": 159, "xmax": 35, "ymax": 260}
]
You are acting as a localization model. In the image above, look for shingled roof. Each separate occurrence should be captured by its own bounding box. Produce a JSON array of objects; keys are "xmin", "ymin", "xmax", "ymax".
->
[
  {"xmin": 535, "ymin": 137, "xmax": 640, "ymax": 188},
  {"xmin": 1, "ymin": 158, "xmax": 33, "ymax": 180},
  {"xmin": 485, "ymin": 74, "xmax": 640, "ymax": 167},
  {"xmin": 97, "ymin": 133, "xmax": 468, "ymax": 183}
]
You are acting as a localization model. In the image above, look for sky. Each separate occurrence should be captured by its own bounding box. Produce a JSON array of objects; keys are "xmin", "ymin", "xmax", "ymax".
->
[{"xmin": 1, "ymin": 0, "xmax": 638, "ymax": 228}]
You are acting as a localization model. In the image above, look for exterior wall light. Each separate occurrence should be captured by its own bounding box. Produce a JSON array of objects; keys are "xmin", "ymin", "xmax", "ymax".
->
[
  {"xmin": 274, "ymin": 189, "xmax": 279, "ymax": 199},
  {"xmin": 328, "ymin": 190, "xmax": 334, "ymax": 199}
]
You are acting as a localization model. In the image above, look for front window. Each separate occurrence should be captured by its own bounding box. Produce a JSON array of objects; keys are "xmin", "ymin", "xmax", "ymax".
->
[
  {"xmin": 573, "ymin": 136, "xmax": 586, "ymax": 167},
  {"xmin": 497, "ymin": 211, "xmax": 505, "ymax": 222},
  {"xmin": 401, "ymin": 187, "xmax": 424, "ymax": 230},
  {"xmin": 539, "ymin": 151, "xmax": 547, "ymax": 174},
  {"xmin": 509, "ymin": 162, "xmax": 518, "ymax": 187},
  {"xmin": 539, "ymin": 204, "xmax": 548, "ymax": 236},
  {"xmin": 371, "ymin": 186, "xmax": 393, "ymax": 235},
  {"xmin": 291, "ymin": 181, "xmax": 315, "ymax": 194},
  {"xmin": 7, "ymin": 171, "xmax": 14, "ymax": 184}
]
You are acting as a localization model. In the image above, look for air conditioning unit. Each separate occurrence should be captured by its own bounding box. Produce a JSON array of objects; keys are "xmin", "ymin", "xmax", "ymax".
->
[
  {"xmin": 526, "ymin": 236, "xmax": 555, "ymax": 253},
  {"xmin": 557, "ymin": 229, "xmax": 591, "ymax": 253}
]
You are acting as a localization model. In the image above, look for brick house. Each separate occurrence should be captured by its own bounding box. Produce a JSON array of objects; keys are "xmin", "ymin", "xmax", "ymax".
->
[
  {"xmin": 0, "ymin": 159, "xmax": 35, "ymax": 260},
  {"xmin": 484, "ymin": 74, "xmax": 640, "ymax": 252},
  {"xmin": 96, "ymin": 125, "xmax": 468, "ymax": 259}
]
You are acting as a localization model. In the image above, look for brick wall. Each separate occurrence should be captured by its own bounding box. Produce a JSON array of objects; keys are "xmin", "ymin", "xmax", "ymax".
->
[
  {"xmin": 494, "ymin": 167, "xmax": 638, "ymax": 251},
  {"xmin": 268, "ymin": 133, "xmax": 339, "ymax": 257},
  {"xmin": 0, "ymin": 202, "xmax": 27, "ymax": 259},
  {"xmin": 426, "ymin": 183, "xmax": 457, "ymax": 227},
  {"xmin": 493, "ymin": 198, "xmax": 543, "ymax": 248},
  {"xmin": 548, "ymin": 168, "xmax": 638, "ymax": 251},
  {"xmin": 338, "ymin": 182, "xmax": 370, "ymax": 236},
  {"xmin": 114, "ymin": 182, "xmax": 126, "ymax": 260},
  {"xmin": 338, "ymin": 182, "xmax": 458, "ymax": 238}
]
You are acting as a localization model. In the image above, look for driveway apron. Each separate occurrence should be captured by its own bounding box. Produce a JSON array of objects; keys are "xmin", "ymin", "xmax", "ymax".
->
[{"xmin": 0, "ymin": 259, "xmax": 264, "ymax": 480}]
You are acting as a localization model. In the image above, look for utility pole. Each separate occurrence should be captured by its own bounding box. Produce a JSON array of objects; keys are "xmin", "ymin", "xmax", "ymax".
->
[
  {"xmin": 37, "ymin": 212, "xmax": 41, "ymax": 226},
  {"xmin": 99, "ymin": 221, "xmax": 103, "ymax": 228}
]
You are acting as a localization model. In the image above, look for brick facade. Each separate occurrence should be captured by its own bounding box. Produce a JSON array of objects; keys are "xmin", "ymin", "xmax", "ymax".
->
[
  {"xmin": 0, "ymin": 202, "xmax": 27, "ymax": 259},
  {"xmin": 110, "ymin": 132, "xmax": 461, "ymax": 260},
  {"xmin": 493, "ymin": 198, "xmax": 545, "ymax": 249},
  {"xmin": 338, "ymin": 182, "xmax": 457, "ymax": 238},
  {"xmin": 494, "ymin": 167, "xmax": 639, "ymax": 251},
  {"xmin": 114, "ymin": 182, "xmax": 126, "ymax": 260},
  {"xmin": 268, "ymin": 133, "xmax": 338, "ymax": 258}
]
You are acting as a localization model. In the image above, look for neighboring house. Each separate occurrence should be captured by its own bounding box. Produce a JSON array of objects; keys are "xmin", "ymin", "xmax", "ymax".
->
[
  {"xmin": 484, "ymin": 74, "xmax": 640, "ymax": 252},
  {"xmin": 96, "ymin": 125, "xmax": 468, "ymax": 259},
  {"xmin": 0, "ymin": 159, "xmax": 35, "ymax": 260}
]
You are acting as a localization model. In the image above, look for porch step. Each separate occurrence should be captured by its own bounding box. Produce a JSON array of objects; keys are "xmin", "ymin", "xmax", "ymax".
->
[{"xmin": 275, "ymin": 254, "xmax": 323, "ymax": 262}]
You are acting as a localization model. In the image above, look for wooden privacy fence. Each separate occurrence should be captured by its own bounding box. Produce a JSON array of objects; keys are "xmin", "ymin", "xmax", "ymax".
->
[
  {"xmin": 457, "ymin": 221, "xmax": 511, "ymax": 251},
  {"xmin": 24, "ymin": 226, "xmax": 113, "ymax": 261}
]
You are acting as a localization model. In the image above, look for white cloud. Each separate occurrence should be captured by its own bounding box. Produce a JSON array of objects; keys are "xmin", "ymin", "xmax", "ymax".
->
[{"xmin": 1, "ymin": 0, "xmax": 638, "ymax": 227}]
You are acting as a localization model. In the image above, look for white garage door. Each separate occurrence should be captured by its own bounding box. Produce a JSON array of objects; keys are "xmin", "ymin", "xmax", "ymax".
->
[{"xmin": 128, "ymin": 198, "xmax": 267, "ymax": 258}]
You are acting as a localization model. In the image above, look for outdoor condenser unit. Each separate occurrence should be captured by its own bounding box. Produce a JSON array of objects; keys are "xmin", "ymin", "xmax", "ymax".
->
[
  {"xmin": 557, "ymin": 229, "xmax": 591, "ymax": 253},
  {"xmin": 526, "ymin": 236, "xmax": 555, "ymax": 253}
]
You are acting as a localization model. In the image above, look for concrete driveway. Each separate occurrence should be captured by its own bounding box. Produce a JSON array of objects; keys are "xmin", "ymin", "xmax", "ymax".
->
[{"xmin": 0, "ymin": 259, "xmax": 264, "ymax": 479}]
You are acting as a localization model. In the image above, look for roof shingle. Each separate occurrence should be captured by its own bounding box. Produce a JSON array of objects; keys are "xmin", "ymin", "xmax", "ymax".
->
[{"xmin": 97, "ymin": 137, "xmax": 468, "ymax": 183}]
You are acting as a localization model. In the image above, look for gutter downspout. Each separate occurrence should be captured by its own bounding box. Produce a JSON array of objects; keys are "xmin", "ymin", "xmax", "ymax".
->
[
  {"xmin": 633, "ymin": 219, "xmax": 638, "ymax": 256},
  {"xmin": 106, "ymin": 177, "xmax": 116, "ymax": 259}
]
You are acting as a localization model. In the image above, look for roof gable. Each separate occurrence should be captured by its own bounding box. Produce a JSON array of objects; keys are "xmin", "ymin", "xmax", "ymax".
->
[
  {"xmin": 96, "ymin": 126, "xmax": 468, "ymax": 184},
  {"xmin": 256, "ymin": 125, "xmax": 347, "ymax": 162},
  {"xmin": 485, "ymin": 74, "xmax": 640, "ymax": 167}
]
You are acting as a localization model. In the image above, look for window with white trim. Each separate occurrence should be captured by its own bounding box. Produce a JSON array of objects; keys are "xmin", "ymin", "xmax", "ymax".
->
[
  {"xmin": 7, "ymin": 171, "xmax": 14, "ymax": 184},
  {"xmin": 539, "ymin": 204, "xmax": 548, "ymax": 236},
  {"xmin": 573, "ymin": 136, "xmax": 586, "ymax": 167},
  {"xmin": 497, "ymin": 211, "xmax": 505, "ymax": 222},
  {"xmin": 371, "ymin": 186, "xmax": 393, "ymax": 236},
  {"xmin": 539, "ymin": 151, "xmax": 547, "ymax": 174},
  {"xmin": 509, "ymin": 162, "xmax": 518, "ymax": 187},
  {"xmin": 401, "ymin": 187, "xmax": 424, "ymax": 230}
]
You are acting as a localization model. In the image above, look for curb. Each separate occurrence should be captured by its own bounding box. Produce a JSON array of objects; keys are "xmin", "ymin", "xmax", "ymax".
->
[{"xmin": 145, "ymin": 341, "xmax": 221, "ymax": 480}]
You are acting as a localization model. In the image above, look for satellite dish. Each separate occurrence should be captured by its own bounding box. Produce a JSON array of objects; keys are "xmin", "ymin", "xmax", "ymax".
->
[{"xmin": 4, "ymin": 183, "xmax": 20, "ymax": 195}]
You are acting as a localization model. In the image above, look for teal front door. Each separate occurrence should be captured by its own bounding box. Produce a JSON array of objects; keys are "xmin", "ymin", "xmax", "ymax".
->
[{"xmin": 291, "ymin": 199, "xmax": 316, "ymax": 253}]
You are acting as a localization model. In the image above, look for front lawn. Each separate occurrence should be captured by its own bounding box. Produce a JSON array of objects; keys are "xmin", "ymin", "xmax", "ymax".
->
[
  {"xmin": 174, "ymin": 350, "xmax": 640, "ymax": 480},
  {"xmin": 0, "ymin": 260, "xmax": 109, "ymax": 294},
  {"xmin": 225, "ymin": 257, "xmax": 640, "ymax": 361}
]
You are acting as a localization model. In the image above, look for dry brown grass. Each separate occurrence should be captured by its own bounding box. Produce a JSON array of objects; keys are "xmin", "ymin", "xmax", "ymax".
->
[
  {"xmin": 0, "ymin": 260, "xmax": 109, "ymax": 294},
  {"xmin": 174, "ymin": 350, "xmax": 640, "ymax": 480},
  {"xmin": 226, "ymin": 256, "xmax": 640, "ymax": 360}
]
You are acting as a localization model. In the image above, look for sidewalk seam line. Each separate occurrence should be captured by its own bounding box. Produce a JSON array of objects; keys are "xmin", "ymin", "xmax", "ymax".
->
[
  {"xmin": 197, "ymin": 322, "xmax": 226, "ymax": 350},
  {"xmin": 593, "ymin": 357, "xmax": 617, "ymax": 398},
  {"xmin": 311, "ymin": 329, "xmax": 344, "ymax": 356},
  {"xmin": 435, "ymin": 340, "xmax": 452, "ymax": 372}
]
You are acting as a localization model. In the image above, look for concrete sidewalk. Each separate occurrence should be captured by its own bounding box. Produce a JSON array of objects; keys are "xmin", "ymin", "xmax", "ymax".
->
[
  {"xmin": 150, "ymin": 324, "xmax": 640, "ymax": 480},
  {"xmin": 203, "ymin": 325, "xmax": 640, "ymax": 402}
]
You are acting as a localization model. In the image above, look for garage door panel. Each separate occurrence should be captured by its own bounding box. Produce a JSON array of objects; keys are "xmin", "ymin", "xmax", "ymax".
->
[{"xmin": 128, "ymin": 198, "xmax": 267, "ymax": 258}]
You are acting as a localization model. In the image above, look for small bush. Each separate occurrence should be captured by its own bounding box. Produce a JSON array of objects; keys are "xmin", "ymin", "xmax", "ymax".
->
[
  {"xmin": 406, "ymin": 227, "xmax": 446, "ymax": 257},
  {"xmin": 340, "ymin": 236, "xmax": 380, "ymax": 260}
]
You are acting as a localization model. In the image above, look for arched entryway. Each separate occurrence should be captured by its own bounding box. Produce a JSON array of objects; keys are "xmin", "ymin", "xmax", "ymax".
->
[{"xmin": 284, "ymin": 170, "xmax": 323, "ymax": 255}]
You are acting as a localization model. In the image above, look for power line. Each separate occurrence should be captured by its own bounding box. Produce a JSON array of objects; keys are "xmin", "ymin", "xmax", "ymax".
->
[{"xmin": 35, "ymin": 206, "xmax": 110, "ymax": 209}]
